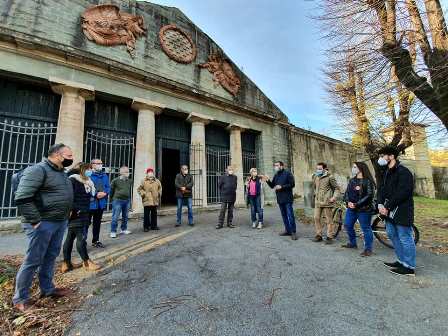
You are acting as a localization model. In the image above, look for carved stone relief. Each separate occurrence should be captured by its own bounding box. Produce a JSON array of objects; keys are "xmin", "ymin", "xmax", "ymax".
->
[
  {"xmin": 199, "ymin": 53, "xmax": 241, "ymax": 96},
  {"xmin": 159, "ymin": 24, "xmax": 197, "ymax": 64}
]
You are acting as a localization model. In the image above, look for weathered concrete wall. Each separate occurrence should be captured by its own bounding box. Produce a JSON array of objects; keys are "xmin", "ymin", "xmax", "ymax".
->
[
  {"xmin": 433, "ymin": 167, "xmax": 448, "ymax": 199},
  {"xmin": 290, "ymin": 128, "xmax": 357, "ymax": 197},
  {"xmin": 0, "ymin": 0, "xmax": 285, "ymax": 121}
]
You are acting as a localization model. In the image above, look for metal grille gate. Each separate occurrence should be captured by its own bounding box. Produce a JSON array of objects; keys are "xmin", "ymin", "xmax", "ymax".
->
[
  {"xmin": 84, "ymin": 129, "xmax": 135, "ymax": 211},
  {"xmin": 189, "ymin": 144, "xmax": 204, "ymax": 207},
  {"xmin": 206, "ymin": 147, "xmax": 231, "ymax": 204},
  {"xmin": 0, "ymin": 119, "xmax": 57, "ymax": 218},
  {"xmin": 243, "ymin": 151, "xmax": 257, "ymax": 180}
]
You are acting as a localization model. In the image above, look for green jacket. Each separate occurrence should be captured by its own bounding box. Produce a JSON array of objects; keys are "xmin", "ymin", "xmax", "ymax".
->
[{"xmin": 110, "ymin": 177, "xmax": 132, "ymax": 201}]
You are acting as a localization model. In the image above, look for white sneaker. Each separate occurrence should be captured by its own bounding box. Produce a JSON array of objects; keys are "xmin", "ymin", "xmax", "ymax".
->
[
  {"xmin": 252, "ymin": 222, "xmax": 257, "ymax": 229},
  {"xmin": 110, "ymin": 232, "xmax": 117, "ymax": 238},
  {"xmin": 257, "ymin": 223, "xmax": 263, "ymax": 229},
  {"xmin": 120, "ymin": 230, "xmax": 132, "ymax": 235}
]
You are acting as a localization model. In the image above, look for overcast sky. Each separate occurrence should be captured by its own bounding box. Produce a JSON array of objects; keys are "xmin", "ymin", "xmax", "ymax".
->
[{"xmin": 144, "ymin": 0, "xmax": 447, "ymax": 147}]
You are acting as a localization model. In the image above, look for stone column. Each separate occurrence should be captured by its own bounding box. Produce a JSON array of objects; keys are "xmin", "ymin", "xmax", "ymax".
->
[
  {"xmin": 131, "ymin": 98, "xmax": 165, "ymax": 212},
  {"xmin": 227, "ymin": 124, "xmax": 246, "ymax": 206},
  {"xmin": 187, "ymin": 113, "xmax": 213, "ymax": 207},
  {"xmin": 50, "ymin": 77, "xmax": 94, "ymax": 164}
]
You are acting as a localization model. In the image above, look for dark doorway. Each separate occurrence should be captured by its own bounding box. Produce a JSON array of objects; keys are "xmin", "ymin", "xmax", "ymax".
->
[{"xmin": 161, "ymin": 148, "xmax": 180, "ymax": 205}]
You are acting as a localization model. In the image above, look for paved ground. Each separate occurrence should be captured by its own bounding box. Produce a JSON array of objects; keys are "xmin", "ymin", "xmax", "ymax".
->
[{"xmin": 49, "ymin": 206, "xmax": 448, "ymax": 336}]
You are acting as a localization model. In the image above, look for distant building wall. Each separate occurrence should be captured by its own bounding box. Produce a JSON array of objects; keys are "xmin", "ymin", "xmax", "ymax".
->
[{"xmin": 433, "ymin": 167, "xmax": 448, "ymax": 199}]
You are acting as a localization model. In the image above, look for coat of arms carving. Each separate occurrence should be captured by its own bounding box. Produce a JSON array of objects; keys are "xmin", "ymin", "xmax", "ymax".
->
[
  {"xmin": 199, "ymin": 53, "xmax": 241, "ymax": 96},
  {"xmin": 81, "ymin": 5, "xmax": 146, "ymax": 58}
]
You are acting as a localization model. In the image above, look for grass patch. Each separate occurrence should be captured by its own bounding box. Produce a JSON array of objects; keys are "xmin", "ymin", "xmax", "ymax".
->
[{"xmin": 414, "ymin": 196, "xmax": 448, "ymax": 253}]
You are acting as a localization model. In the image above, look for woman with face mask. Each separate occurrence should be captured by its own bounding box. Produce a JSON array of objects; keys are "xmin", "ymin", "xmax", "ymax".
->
[
  {"xmin": 341, "ymin": 161, "xmax": 376, "ymax": 256},
  {"xmin": 245, "ymin": 168, "xmax": 264, "ymax": 229},
  {"xmin": 137, "ymin": 168, "xmax": 162, "ymax": 232},
  {"xmin": 62, "ymin": 163, "xmax": 100, "ymax": 272}
]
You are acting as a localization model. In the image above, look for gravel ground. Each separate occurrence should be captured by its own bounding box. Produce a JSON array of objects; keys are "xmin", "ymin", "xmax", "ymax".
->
[{"xmin": 65, "ymin": 206, "xmax": 448, "ymax": 336}]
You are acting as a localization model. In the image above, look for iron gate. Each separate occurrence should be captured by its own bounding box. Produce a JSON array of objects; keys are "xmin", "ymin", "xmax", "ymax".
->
[
  {"xmin": 206, "ymin": 146, "xmax": 231, "ymax": 204},
  {"xmin": 243, "ymin": 151, "xmax": 257, "ymax": 180},
  {"xmin": 189, "ymin": 144, "xmax": 204, "ymax": 207},
  {"xmin": 0, "ymin": 119, "xmax": 57, "ymax": 218},
  {"xmin": 84, "ymin": 129, "xmax": 135, "ymax": 211}
]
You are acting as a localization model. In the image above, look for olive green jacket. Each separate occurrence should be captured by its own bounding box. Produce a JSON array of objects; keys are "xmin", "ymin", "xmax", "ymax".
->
[{"xmin": 312, "ymin": 172, "xmax": 341, "ymax": 207}]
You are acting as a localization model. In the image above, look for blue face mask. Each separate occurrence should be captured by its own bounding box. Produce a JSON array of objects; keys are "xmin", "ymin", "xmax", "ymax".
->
[
  {"xmin": 316, "ymin": 169, "xmax": 324, "ymax": 176},
  {"xmin": 85, "ymin": 170, "xmax": 93, "ymax": 177}
]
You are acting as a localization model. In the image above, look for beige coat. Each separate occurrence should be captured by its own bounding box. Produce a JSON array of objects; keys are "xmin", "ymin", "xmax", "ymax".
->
[
  {"xmin": 137, "ymin": 177, "xmax": 162, "ymax": 207},
  {"xmin": 313, "ymin": 172, "xmax": 341, "ymax": 207}
]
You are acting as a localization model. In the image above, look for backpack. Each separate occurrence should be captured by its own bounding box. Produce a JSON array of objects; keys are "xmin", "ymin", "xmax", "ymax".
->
[{"xmin": 11, "ymin": 164, "xmax": 47, "ymax": 206}]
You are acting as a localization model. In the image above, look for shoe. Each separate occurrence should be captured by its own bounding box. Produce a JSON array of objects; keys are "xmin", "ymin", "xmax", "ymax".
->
[
  {"xmin": 150, "ymin": 227, "xmax": 160, "ymax": 230},
  {"xmin": 341, "ymin": 243, "xmax": 357, "ymax": 249},
  {"xmin": 61, "ymin": 261, "xmax": 73, "ymax": 273},
  {"xmin": 175, "ymin": 223, "xmax": 181, "ymax": 227},
  {"xmin": 252, "ymin": 222, "xmax": 257, "ymax": 229},
  {"xmin": 360, "ymin": 250, "xmax": 372, "ymax": 257},
  {"xmin": 257, "ymin": 223, "xmax": 263, "ymax": 229},
  {"xmin": 92, "ymin": 241, "xmax": 105, "ymax": 248},
  {"xmin": 389, "ymin": 265, "xmax": 415, "ymax": 277},
  {"xmin": 216, "ymin": 225, "xmax": 223, "ymax": 229},
  {"xmin": 110, "ymin": 232, "xmax": 117, "ymax": 238},
  {"xmin": 188, "ymin": 223, "xmax": 195, "ymax": 227},
  {"xmin": 324, "ymin": 237, "xmax": 333, "ymax": 245},
  {"xmin": 279, "ymin": 232, "xmax": 292, "ymax": 236},
  {"xmin": 291, "ymin": 233, "xmax": 298, "ymax": 240},
  {"xmin": 143, "ymin": 228, "xmax": 149, "ymax": 232},
  {"xmin": 83, "ymin": 259, "xmax": 100, "ymax": 271},
  {"xmin": 227, "ymin": 223, "xmax": 235, "ymax": 228},
  {"xmin": 312, "ymin": 235, "xmax": 323, "ymax": 242},
  {"xmin": 120, "ymin": 230, "xmax": 132, "ymax": 235},
  {"xmin": 40, "ymin": 287, "xmax": 73, "ymax": 299},
  {"xmin": 384, "ymin": 261, "xmax": 401, "ymax": 268},
  {"xmin": 14, "ymin": 301, "xmax": 35, "ymax": 313}
]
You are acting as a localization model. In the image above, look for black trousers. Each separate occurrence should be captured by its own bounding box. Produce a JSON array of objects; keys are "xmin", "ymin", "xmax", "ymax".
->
[
  {"xmin": 63, "ymin": 226, "xmax": 89, "ymax": 262},
  {"xmin": 218, "ymin": 202, "xmax": 235, "ymax": 226},
  {"xmin": 144, "ymin": 206, "xmax": 158, "ymax": 229},
  {"xmin": 89, "ymin": 209, "xmax": 104, "ymax": 243}
]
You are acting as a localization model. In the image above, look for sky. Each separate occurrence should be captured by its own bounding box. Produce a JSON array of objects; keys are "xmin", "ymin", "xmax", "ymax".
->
[{"xmin": 143, "ymin": 0, "xmax": 447, "ymax": 147}]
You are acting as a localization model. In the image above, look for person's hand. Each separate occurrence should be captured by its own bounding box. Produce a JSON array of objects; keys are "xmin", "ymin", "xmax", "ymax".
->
[
  {"xmin": 348, "ymin": 202, "xmax": 356, "ymax": 209},
  {"xmin": 274, "ymin": 185, "xmax": 282, "ymax": 191},
  {"xmin": 263, "ymin": 175, "xmax": 270, "ymax": 181},
  {"xmin": 97, "ymin": 192, "xmax": 107, "ymax": 199},
  {"xmin": 379, "ymin": 207, "xmax": 389, "ymax": 216},
  {"xmin": 31, "ymin": 222, "xmax": 41, "ymax": 229},
  {"xmin": 181, "ymin": 187, "xmax": 186, "ymax": 191},
  {"xmin": 329, "ymin": 197, "xmax": 336, "ymax": 203}
]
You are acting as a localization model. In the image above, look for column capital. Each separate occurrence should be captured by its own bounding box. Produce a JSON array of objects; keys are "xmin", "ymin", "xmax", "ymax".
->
[
  {"xmin": 226, "ymin": 123, "xmax": 247, "ymax": 132},
  {"xmin": 187, "ymin": 112, "xmax": 213, "ymax": 125},
  {"xmin": 49, "ymin": 76, "xmax": 95, "ymax": 100},
  {"xmin": 131, "ymin": 98, "xmax": 165, "ymax": 114}
]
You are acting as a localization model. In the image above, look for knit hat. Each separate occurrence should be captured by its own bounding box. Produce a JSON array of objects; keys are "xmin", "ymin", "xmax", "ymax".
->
[{"xmin": 146, "ymin": 167, "xmax": 154, "ymax": 174}]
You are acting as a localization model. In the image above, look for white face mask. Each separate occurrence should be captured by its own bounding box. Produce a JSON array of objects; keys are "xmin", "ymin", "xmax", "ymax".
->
[
  {"xmin": 378, "ymin": 157, "xmax": 388, "ymax": 166},
  {"xmin": 351, "ymin": 167, "xmax": 359, "ymax": 176},
  {"xmin": 147, "ymin": 173, "xmax": 154, "ymax": 178},
  {"xmin": 274, "ymin": 166, "xmax": 280, "ymax": 172},
  {"xmin": 228, "ymin": 170, "xmax": 234, "ymax": 175},
  {"xmin": 94, "ymin": 164, "xmax": 103, "ymax": 171}
]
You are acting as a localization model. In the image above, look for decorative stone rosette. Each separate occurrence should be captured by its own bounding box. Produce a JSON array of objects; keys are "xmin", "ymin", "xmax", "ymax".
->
[{"xmin": 159, "ymin": 24, "xmax": 197, "ymax": 64}]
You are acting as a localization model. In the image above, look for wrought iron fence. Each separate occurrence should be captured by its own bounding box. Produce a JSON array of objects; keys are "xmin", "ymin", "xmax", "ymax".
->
[
  {"xmin": 189, "ymin": 143, "xmax": 204, "ymax": 207},
  {"xmin": 0, "ymin": 119, "xmax": 57, "ymax": 218},
  {"xmin": 243, "ymin": 151, "xmax": 257, "ymax": 179},
  {"xmin": 84, "ymin": 129, "xmax": 135, "ymax": 211},
  {"xmin": 206, "ymin": 146, "xmax": 231, "ymax": 204}
]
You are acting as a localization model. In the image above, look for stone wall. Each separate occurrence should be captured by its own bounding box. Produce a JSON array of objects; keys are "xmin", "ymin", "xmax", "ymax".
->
[{"xmin": 433, "ymin": 167, "xmax": 448, "ymax": 199}]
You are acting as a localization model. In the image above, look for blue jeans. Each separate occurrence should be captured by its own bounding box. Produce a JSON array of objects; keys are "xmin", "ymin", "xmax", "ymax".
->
[
  {"xmin": 386, "ymin": 220, "xmax": 416, "ymax": 269},
  {"xmin": 111, "ymin": 199, "xmax": 130, "ymax": 232},
  {"xmin": 278, "ymin": 202, "xmax": 296, "ymax": 234},
  {"xmin": 13, "ymin": 220, "xmax": 67, "ymax": 304},
  {"xmin": 177, "ymin": 197, "xmax": 193, "ymax": 225},
  {"xmin": 248, "ymin": 196, "xmax": 263, "ymax": 223},
  {"xmin": 344, "ymin": 208, "xmax": 373, "ymax": 251}
]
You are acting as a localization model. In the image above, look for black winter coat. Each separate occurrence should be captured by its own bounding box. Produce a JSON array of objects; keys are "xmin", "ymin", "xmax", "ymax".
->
[
  {"xmin": 219, "ymin": 174, "xmax": 238, "ymax": 203},
  {"xmin": 343, "ymin": 178, "xmax": 375, "ymax": 213},
  {"xmin": 15, "ymin": 159, "xmax": 74, "ymax": 224},
  {"xmin": 267, "ymin": 169, "xmax": 295, "ymax": 204},
  {"xmin": 377, "ymin": 162, "xmax": 414, "ymax": 227},
  {"xmin": 69, "ymin": 175, "xmax": 95, "ymax": 228},
  {"xmin": 175, "ymin": 173, "xmax": 194, "ymax": 198}
]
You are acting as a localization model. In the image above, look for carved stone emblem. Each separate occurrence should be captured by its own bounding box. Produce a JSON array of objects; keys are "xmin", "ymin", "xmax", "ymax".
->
[
  {"xmin": 159, "ymin": 24, "xmax": 197, "ymax": 64},
  {"xmin": 199, "ymin": 53, "xmax": 241, "ymax": 96},
  {"xmin": 81, "ymin": 4, "xmax": 146, "ymax": 58}
]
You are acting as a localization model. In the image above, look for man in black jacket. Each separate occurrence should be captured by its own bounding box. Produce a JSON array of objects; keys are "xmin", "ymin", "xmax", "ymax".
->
[
  {"xmin": 175, "ymin": 165, "xmax": 194, "ymax": 226},
  {"xmin": 377, "ymin": 145, "xmax": 416, "ymax": 276},
  {"xmin": 265, "ymin": 161, "xmax": 297, "ymax": 240},
  {"xmin": 13, "ymin": 143, "xmax": 74, "ymax": 312},
  {"xmin": 217, "ymin": 165, "xmax": 238, "ymax": 229}
]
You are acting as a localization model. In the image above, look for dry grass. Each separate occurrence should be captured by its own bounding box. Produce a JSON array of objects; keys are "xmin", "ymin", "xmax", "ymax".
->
[{"xmin": 0, "ymin": 255, "xmax": 83, "ymax": 336}]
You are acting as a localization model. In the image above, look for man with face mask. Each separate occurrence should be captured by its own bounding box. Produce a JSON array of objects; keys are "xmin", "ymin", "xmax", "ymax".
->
[
  {"xmin": 217, "ymin": 165, "xmax": 238, "ymax": 229},
  {"xmin": 312, "ymin": 162, "xmax": 341, "ymax": 244},
  {"xmin": 174, "ymin": 165, "xmax": 194, "ymax": 227},
  {"xmin": 264, "ymin": 161, "xmax": 297, "ymax": 240},
  {"xmin": 377, "ymin": 145, "xmax": 416, "ymax": 276},
  {"xmin": 13, "ymin": 143, "xmax": 74, "ymax": 312},
  {"xmin": 109, "ymin": 166, "xmax": 132, "ymax": 238},
  {"xmin": 88, "ymin": 158, "xmax": 110, "ymax": 248}
]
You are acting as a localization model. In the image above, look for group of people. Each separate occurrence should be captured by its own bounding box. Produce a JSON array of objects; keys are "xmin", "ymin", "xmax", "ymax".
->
[{"xmin": 11, "ymin": 142, "xmax": 416, "ymax": 312}]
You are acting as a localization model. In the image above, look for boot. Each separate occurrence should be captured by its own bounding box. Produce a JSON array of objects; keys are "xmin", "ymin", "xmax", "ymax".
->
[
  {"xmin": 61, "ymin": 261, "xmax": 73, "ymax": 273},
  {"xmin": 83, "ymin": 259, "xmax": 100, "ymax": 271}
]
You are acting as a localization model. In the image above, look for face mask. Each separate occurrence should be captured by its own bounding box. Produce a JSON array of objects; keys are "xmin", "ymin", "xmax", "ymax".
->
[
  {"xmin": 61, "ymin": 158, "xmax": 73, "ymax": 168},
  {"xmin": 182, "ymin": 170, "xmax": 188, "ymax": 175},
  {"xmin": 351, "ymin": 167, "xmax": 359, "ymax": 176},
  {"xmin": 378, "ymin": 157, "xmax": 388, "ymax": 166},
  {"xmin": 120, "ymin": 173, "xmax": 129, "ymax": 178},
  {"xmin": 251, "ymin": 173, "xmax": 257, "ymax": 178},
  {"xmin": 274, "ymin": 166, "xmax": 280, "ymax": 172},
  {"xmin": 147, "ymin": 173, "xmax": 154, "ymax": 178},
  {"xmin": 228, "ymin": 170, "xmax": 234, "ymax": 175},
  {"xmin": 94, "ymin": 164, "xmax": 103, "ymax": 172},
  {"xmin": 85, "ymin": 170, "xmax": 93, "ymax": 177},
  {"xmin": 316, "ymin": 169, "xmax": 324, "ymax": 176}
]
